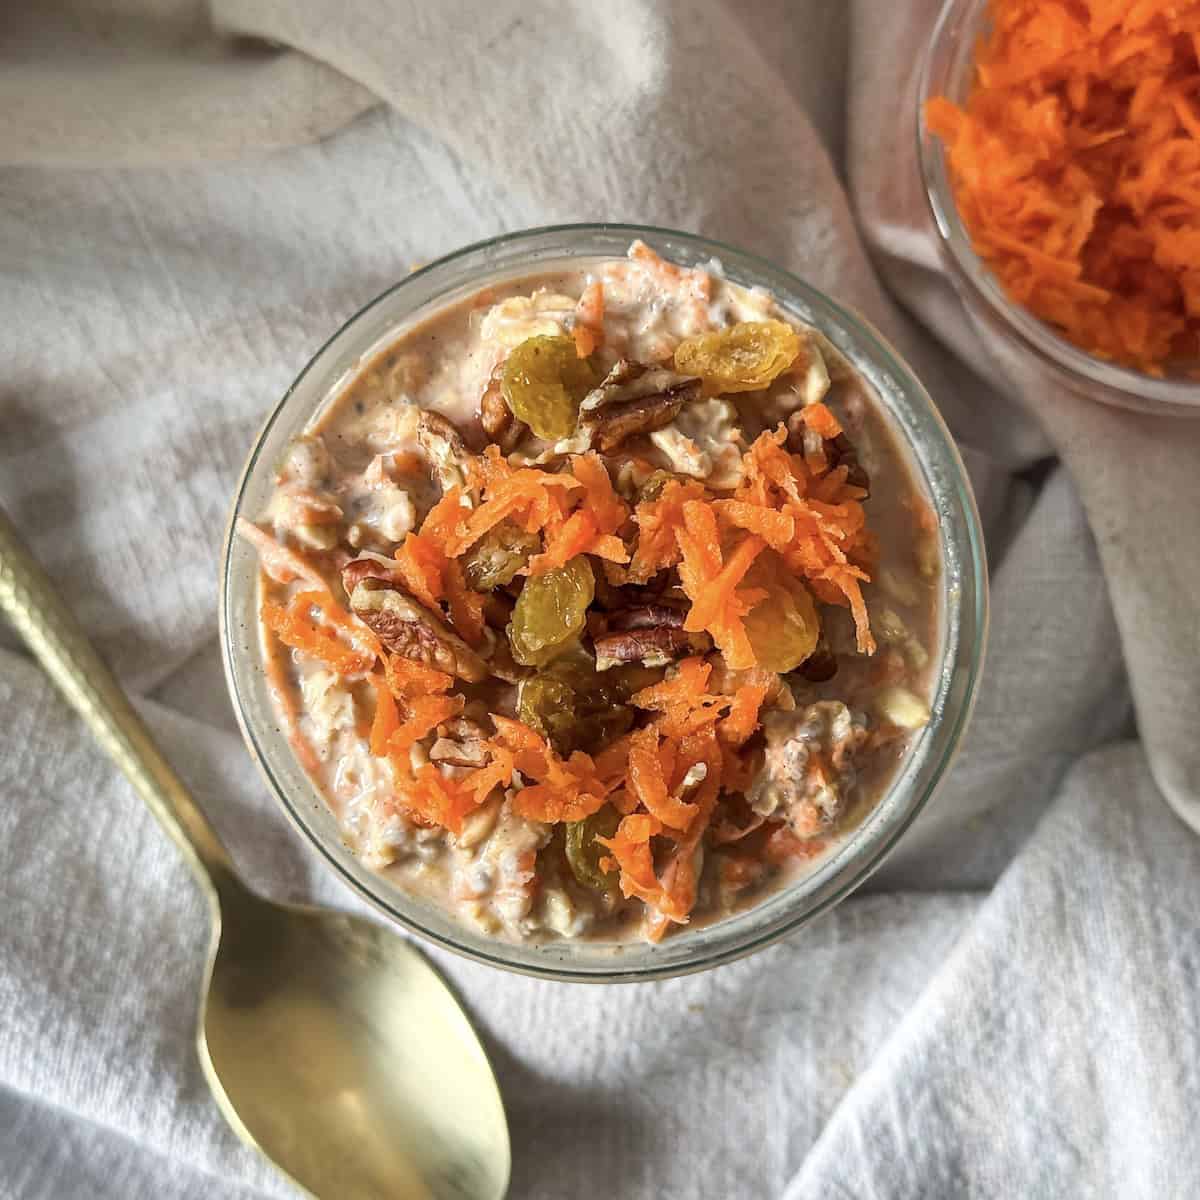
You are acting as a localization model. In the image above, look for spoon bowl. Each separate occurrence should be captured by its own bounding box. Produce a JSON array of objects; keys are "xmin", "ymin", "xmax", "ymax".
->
[
  {"xmin": 201, "ymin": 887, "xmax": 510, "ymax": 1200},
  {"xmin": 0, "ymin": 506, "xmax": 511, "ymax": 1200}
]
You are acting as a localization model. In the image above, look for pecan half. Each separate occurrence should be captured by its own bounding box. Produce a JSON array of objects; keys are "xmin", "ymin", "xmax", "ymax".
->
[
  {"xmin": 479, "ymin": 365, "xmax": 527, "ymax": 453},
  {"xmin": 349, "ymin": 578, "xmax": 490, "ymax": 682},
  {"xmin": 605, "ymin": 602, "xmax": 688, "ymax": 632},
  {"xmin": 594, "ymin": 626, "xmax": 710, "ymax": 671},
  {"xmin": 417, "ymin": 411, "xmax": 471, "ymax": 493},
  {"xmin": 579, "ymin": 360, "xmax": 702, "ymax": 453}
]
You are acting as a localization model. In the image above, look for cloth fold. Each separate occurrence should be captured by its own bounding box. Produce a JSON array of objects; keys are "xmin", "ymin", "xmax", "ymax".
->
[{"xmin": 1, "ymin": 3, "xmax": 1197, "ymax": 1197}]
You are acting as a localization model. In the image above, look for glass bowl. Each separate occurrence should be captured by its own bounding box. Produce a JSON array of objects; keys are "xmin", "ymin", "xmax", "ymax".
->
[
  {"xmin": 918, "ymin": 0, "xmax": 1200, "ymax": 417},
  {"xmin": 219, "ymin": 223, "xmax": 988, "ymax": 982}
]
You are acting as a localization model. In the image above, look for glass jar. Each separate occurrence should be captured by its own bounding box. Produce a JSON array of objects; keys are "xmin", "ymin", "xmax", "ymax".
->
[
  {"xmin": 918, "ymin": 0, "xmax": 1200, "ymax": 417},
  {"xmin": 219, "ymin": 224, "xmax": 988, "ymax": 981}
]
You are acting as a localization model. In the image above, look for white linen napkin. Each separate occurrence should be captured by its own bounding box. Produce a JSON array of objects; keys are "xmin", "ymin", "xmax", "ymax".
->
[{"xmin": 1, "ymin": 3, "xmax": 1196, "ymax": 1197}]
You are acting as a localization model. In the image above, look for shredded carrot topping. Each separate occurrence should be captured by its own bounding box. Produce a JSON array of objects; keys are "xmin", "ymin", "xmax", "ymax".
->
[
  {"xmin": 393, "ymin": 531, "xmax": 445, "ymax": 613},
  {"xmin": 573, "ymin": 281, "xmax": 606, "ymax": 357},
  {"xmin": 627, "ymin": 726, "xmax": 699, "ymax": 831},
  {"xmin": 718, "ymin": 682, "xmax": 770, "ymax": 747},
  {"xmin": 442, "ymin": 558, "xmax": 486, "ymax": 646},
  {"xmin": 926, "ymin": 0, "xmax": 1200, "ymax": 371},
  {"xmin": 262, "ymin": 590, "xmax": 380, "ymax": 675},
  {"xmin": 250, "ymin": 308, "xmax": 889, "ymax": 939},
  {"xmin": 626, "ymin": 478, "xmax": 708, "ymax": 583},
  {"xmin": 800, "ymin": 401, "xmax": 843, "ymax": 440},
  {"xmin": 383, "ymin": 654, "xmax": 452, "ymax": 698},
  {"xmin": 368, "ymin": 674, "xmax": 400, "ymax": 756}
]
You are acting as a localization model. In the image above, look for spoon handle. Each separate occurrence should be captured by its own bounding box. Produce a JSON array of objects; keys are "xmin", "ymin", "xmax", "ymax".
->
[{"xmin": 0, "ymin": 505, "xmax": 235, "ymax": 911}]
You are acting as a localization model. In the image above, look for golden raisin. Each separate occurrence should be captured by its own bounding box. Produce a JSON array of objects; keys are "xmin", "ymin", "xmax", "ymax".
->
[
  {"xmin": 674, "ymin": 320, "xmax": 801, "ymax": 394},
  {"xmin": 501, "ymin": 335, "xmax": 599, "ymax": 440},
  {"xmin": 742, "ymin": 553, "xmax": 820, "ymax": 672},
  {"xmin": 507, "ymin": 556, "xmax": 595, "ymax": 666}
]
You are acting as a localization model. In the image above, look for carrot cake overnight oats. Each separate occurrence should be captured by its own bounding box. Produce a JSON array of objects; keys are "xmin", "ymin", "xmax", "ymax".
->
[{"xmin": 236, "ymin": 241, "xmax": 941, "ymax": 944}]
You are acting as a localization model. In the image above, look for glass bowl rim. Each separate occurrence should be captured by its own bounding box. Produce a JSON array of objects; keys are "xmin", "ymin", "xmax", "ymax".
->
[
  {"xmin": 916, "ymin": 0, "xmax": 1200, "ymax": 411},
  {"xmin": 219, "ymin": 221, "xmax": 989, "ymax": 982}
]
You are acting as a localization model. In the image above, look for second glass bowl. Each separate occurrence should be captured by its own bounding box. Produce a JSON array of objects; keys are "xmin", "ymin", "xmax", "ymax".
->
[
  {"xmin": 918, "ymin": 0, "xmax": 1200, "ymax": 417},
  {"xmin": 220, "ymin": 223, "xmax": 987, "ymax": 981}
]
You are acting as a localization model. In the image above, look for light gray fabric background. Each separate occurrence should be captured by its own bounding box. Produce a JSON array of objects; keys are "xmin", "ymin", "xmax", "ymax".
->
[{"xmin": 1, "ymin": 2, "xmax": 1196, "ymax": 1197}]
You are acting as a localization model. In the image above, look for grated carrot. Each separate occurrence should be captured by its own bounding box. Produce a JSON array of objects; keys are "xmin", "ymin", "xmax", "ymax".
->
[
  {"xmin": 573, "ymin": 282, "xmax": 606, "ymax": 357},
  {"xmin": 369, "ymin": 674, "xmax": 400, "ymax": 756},
  {"xmin": 630, "ymin": 657, "xmax": 733, "ymax": 740},
  {"xmin": 525, "ymin": 453, "xmax": 630, "ymax": 574},
  {"xmin": 388, "ymin": 695, "xmax": 462, "ymax": 756},
  {"xmin": 236, "ymin": 518, "xmax": 332, "ymax": 593},
  {"xmin": 926, "ymin": 0, "xmax": 1200, "ymax": 371},
  {"xmin": 625, "ymin": 478, "xmax": 709, "ymax": 583},
  {"xmin": 262, "ymin": 589, "xmax": 380, "ymax": 676},
  {"xmin": 383, "ymin": 654, "xmax": 452, "ymax": 698},
  {"xmin": 442, "ymin": 558, "xmax": 486, "ymax": 646},
  {"xmin": 393, "ymin": 531, "xmax": 445, "ymax": 612},
  {"xmin": 718, "ymin": 682, "xmax": 769, "ymax": 747},
  {"xmin": 627, "ymin": 726, "xmax": 699, "ymax": 831},
  {"xmin": 676, "ymin": 504, "xmax": 767, "ymax": 670},
  {"xmin": 799, "ymin": 401, "xmax": 843, "ymax": 440}
]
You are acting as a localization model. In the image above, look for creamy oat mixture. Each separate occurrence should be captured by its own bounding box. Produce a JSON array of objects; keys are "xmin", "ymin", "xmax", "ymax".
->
[{"xmin": 238, "ymin": 241, "xmax": 940, "ymax": 944}]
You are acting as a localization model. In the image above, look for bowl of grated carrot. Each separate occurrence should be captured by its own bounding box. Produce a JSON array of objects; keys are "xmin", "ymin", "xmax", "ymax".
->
[
  {"xmin": 220, "ymin": 225, "xmax": 987, "ymax": 981},
  {"xmin": 920, "ymin": 0, "xmax": 1200, "ymax": 414}
]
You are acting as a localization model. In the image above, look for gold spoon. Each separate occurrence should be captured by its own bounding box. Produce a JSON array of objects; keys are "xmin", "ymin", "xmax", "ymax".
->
[{"xmin": 0, "ymin": 506, "xmax": 510, "ymax": 1200}]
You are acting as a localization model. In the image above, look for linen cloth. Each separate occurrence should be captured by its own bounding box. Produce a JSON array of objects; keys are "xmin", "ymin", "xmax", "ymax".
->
[{"xmin": 1, "ymin": 2, "xmax": 1197, "ymax": 1197}]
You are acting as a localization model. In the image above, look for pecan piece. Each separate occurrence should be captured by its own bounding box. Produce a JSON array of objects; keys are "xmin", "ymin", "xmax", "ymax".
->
[
  {"xmin": 594, "ymin": 626, "xmax": 710, "ymax": 671},
  {"xmin": 417, "ymin": 410, "xmax": 471, "ymax": 493},
  {"xmin": 579, "ymin": 360, "xmax": 702, "ymax": 453},
  {"xmin": 341, "ymin": 554, "xmax": 402, "ymax": 598},
  {"xmin": 479, "ymin": 365, "xmax": 528, "ymax": 453},
  {"xmin": 349, "ymin": 578, "xmax": 490, "ymax": 682},
  {"xmin": 429, "ymin": 717, "xmax": 491, "ymax": 769},
  {"xmin": 605, "ymin": 602, "xmax": 688, "ymax": 632}
]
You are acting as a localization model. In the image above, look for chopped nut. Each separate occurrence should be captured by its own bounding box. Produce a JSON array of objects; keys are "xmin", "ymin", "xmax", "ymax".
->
[
  {"xmin": 341, "ymin": 553, "xmax": 402, "ymax": 599},
  {"xmin": 605, "ymin": 602, "xmax": 689, "ymax": 632},
  {"xmin": 794, "ymin": 334, "xmax": 832, "ymax": 407},
  {"xmin": 456, "ymin": 796, "xmax": 503, "ymax": 849},
  {"xmin": 349, "ymin": 578, "xmax": 490, "ymax": 682},
  {"xmin": 429, "ymin": 737, "xmax": 487, "ymax": 768},
  {"xmin": 592, "ymin": 599, "xmax": 707, "ymax": 669},
  {"xmin": 578, "ymin": 359, "xmax": 702, "ymax": 453},
  {"xmin": 480, "ymin": 363, "xmax": 527, "ymax": 453},
  {"xmin": 873, "ymin": 685, "xmax": 930, "ymax": 730},
  {"xmin": 417, "ymin": 410, "xmax": 471, "ymax": 493},
  {"xmin": 593, "ymin": 626, "xmax": 709, "ymax": 671}
]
